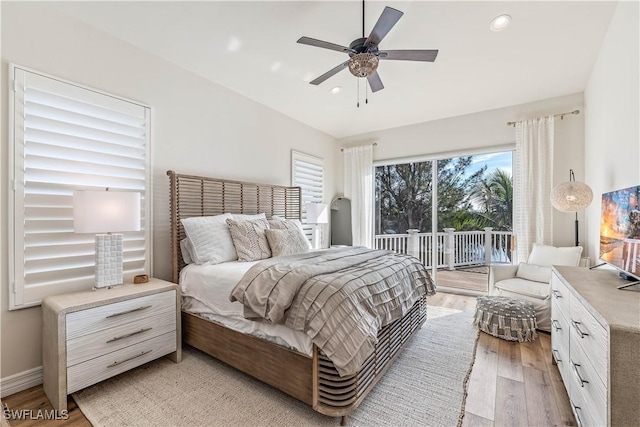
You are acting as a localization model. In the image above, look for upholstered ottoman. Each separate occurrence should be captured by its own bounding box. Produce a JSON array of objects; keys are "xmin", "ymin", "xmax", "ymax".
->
[{"xmin": 473, "ymin": 296, "xmax": 538, "ymax": 342}]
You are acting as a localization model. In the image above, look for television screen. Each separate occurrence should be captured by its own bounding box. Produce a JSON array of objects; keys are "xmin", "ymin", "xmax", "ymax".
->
[{"xmin": 599, "ymin": 184, "xmax": 640, "ymax": 280}]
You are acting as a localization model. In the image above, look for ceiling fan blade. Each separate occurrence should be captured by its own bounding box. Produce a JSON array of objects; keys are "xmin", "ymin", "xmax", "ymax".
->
[
  {"xmin": 297, "ymin": 37, "xmax": 349, "ymax": 53},
  {"xmin": 309, "ymin": 61, "xmax": 349, "ymax": 85},
  {"xmin": 365, "ymin": 7, "xmax": 404, "ymax": 47},
  {"xmin": 367, "ymin": 72, "xmax": 384, "ymax": 93},
  {"xmin": 379, "ymin": 49, "xmax": 439, "ymax": 62}
]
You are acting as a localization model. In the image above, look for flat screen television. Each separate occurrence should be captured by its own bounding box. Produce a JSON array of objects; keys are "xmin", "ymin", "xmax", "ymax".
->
[{"xmin": 599, "ymin": 184, "xmax": 640, "ymax": 287}]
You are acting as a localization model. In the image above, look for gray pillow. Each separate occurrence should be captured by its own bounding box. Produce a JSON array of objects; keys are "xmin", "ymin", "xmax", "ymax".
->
[
  {"xmin": 268, "ymin": 218, "xmax": 312, "ymax": 249},
  {"xmin": 226, "ymin": 218, "xmax": 271, "ymax": 262},
  {"xmin": 265, "ymin": 229, "xmax": 310, "ymax": 257}
]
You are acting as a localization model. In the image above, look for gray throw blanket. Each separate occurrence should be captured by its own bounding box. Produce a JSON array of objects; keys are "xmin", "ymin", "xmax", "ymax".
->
[{"xmin": 230, "ymin": 247, "xmax": 436, "ymax": 376}]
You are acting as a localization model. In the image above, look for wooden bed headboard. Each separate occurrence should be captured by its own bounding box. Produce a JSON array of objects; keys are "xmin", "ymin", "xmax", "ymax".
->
[{"xmin": 167, "ymin": 170, "xmax": 302, "ymax": 283}]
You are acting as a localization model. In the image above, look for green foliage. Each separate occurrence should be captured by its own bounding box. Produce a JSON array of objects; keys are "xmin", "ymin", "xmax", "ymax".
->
[{"xmin": 375, "ymin": 157, "xmax": 512, "ymax": 234}]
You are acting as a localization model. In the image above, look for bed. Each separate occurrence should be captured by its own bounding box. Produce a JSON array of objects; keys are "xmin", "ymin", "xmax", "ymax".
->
[{"xmin": 167, "ymin": 170, "xmax": 434, "ymax": 425}]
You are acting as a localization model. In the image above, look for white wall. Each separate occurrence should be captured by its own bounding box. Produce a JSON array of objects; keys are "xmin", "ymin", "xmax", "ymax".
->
[
  {"xmin": 584, "ymin": 1, "xmax": 640, "ymax": 262},
  {"xmin": 338, "ymin": 93, "xmax": 586, "ymax": 249},
  {"xmin": 0, "ymin": 3, "xmax": 338, "ymax": 382}
]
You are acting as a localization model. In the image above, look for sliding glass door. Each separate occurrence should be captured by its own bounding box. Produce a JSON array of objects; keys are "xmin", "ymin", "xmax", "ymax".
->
[{"xmin": 374, "ymin": 150, "xmax": 513, "ymax": 293}]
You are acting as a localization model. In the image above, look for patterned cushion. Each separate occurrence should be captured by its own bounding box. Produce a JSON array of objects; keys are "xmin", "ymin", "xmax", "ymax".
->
[
  {"xmin": 265, "ymin": 229, "xmax": 310, "ymax": 257},
  {"xmin": 473, "ymin": 296, "xmax": 537, "ymax": 342},
  {"xmin": 226, "ymin": 218, "xmax": 271, "ymax": 262},
  {"xmin": 268, "ymin": 218, "xmax": 312, "ymax": 249}
]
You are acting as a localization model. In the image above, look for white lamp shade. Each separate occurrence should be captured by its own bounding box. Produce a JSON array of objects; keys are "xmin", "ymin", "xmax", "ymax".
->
[
  {"xmin": 550, "ymin": 181, "xmax": 593, "ymax": 212},
  {"xmin": 74, "ymin": 191, "xmax": 141, "ymax": 233},
  {"xmin": 304, "ymin": 203, "xmax": 329, "ymax": 224}
]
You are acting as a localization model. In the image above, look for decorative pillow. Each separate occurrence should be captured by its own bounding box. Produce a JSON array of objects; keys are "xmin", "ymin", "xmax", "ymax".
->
[
  {"xmin": 265, "ymin": 229, "xmax": 310, "ymax": 257},
  {"xmin": 226, "ymin": 218, "xmax": 271, "ymax": 262},
  {"xmin": 269, "ymin": 218, "xmax": 312, "ymax": 249},
  {"xmin": 180, "ymin": 238, "xmax": 194, "ymax": 264},
  {"xmin": 231, "ymin": 213, "xmax": 267, "ymax": 221},
  {"xmin": 181, "ymin": 213, "xmax": 236, "ymax": 264},
  {"xmin": 515, "ymin": 262, "xmax": 552, "ymax": 283},
  {"xmin": 527, "ymin": 244, "xmax": 583, "ymax": 267}
]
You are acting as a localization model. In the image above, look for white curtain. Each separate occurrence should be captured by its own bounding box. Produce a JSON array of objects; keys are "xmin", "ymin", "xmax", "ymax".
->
[
  {"xmin": 344, "ymin": 145, "xmax": 374, "ymax": 247},
  {"xmin": 514, "ymin": 116, "xmax": 555, "ymax": 263}
]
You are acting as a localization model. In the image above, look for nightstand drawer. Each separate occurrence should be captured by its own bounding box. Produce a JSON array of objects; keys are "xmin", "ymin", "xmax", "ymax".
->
[
  {"xmin": 67, "ymin": 309, "xmax": 176, "ymax": 367},
  {"xmin": 66, "ymin": 291, "xmax": 175, "ymax": 340},
  {"xmin": 67, "ymin": 331, "xmax": 176, "ymax": 394}
]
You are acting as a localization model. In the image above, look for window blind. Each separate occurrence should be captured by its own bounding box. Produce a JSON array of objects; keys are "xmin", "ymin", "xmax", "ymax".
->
[
  {"xmin": 291, "ymin": 151, "xmax": 324, "ymax": 242},
  {"xmin": 9, "ymin": 66, "xmax": 151, "ymax": 309}
]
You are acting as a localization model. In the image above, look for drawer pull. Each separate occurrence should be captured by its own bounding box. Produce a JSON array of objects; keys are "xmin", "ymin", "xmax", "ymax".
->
[
  {"xmin": 552, "ymin": 349, "xmax": 562, "ymax": 364},
  {"xmin": 106, "ymin": 327, "xmax": 153, "ymax": 343},
  {"xmin": 551, "ymin": 319, "xmax": 562, "ymax": 332},
  {"xmin": 551, "ymin": 289, "xmax": 562, "ymax": 299},
  {"xmin": 571, "ymin": 320, "xmax": 589, "ymax": 338},
  {"xmin": 107, "ymin": 350, "xmax": 152, "ymax": 368},
  {"xmin": 106, "ymin": 305, "xmax": 152, "ymax": 318},
  {"xmin": 570, "ymin": 400, "xmax": 584, "ymax": 427},
  {"xmin": 570, "ymin": 360, "xmax": 589, "ymax": 387}
]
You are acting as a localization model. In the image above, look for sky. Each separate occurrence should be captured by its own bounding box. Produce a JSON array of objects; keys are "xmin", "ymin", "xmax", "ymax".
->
[{"xmin": 464, "ymin": 151, "xmax": 513, "ymax": 179}]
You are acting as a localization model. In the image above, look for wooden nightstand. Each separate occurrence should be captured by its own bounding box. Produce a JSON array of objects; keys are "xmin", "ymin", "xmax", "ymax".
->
[{"xmin": 42, "ymin": 278, "xmax": 181, "ymax": 411}]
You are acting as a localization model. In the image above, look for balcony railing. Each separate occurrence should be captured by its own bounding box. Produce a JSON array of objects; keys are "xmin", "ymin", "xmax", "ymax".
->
[{"xmin": 375, "ymin": 227, "xmax": 513, "ymax": 269}]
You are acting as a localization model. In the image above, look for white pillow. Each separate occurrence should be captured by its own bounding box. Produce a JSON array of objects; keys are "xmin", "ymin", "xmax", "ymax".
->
[
  {"xmin": 515, "ymin": 263, "xmax": 552, "ymax": 283},
  {"xmin": 181, "ymin": 214, "xmax": 237, "ymax": 264},
  {"xmin": 265, "ymin": 229, "xmax": 309, "ymax": 257},
  {"xmin": 180, "ymin": 238, "xmax": 194, "ymax": 264},
  {"xmin": 231, "ymin": 213, "xmax": 267, "ymax": 221},
  {"xmin": 527, "ymin": 244, "xmax": 583, "ymax": 267},
  {"xmin": 268, "ymin": 217, "xmax": 312, "ymax": 249}
]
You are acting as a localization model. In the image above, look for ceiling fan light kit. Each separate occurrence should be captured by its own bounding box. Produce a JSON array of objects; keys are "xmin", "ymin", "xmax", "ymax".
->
[
  {"xmin": 297, "ymin": 2, "xmax": 439, "ymax": 100},
  {"xmin": 348, "ymin": 53, "xmax": 379, "ymax": 77}
]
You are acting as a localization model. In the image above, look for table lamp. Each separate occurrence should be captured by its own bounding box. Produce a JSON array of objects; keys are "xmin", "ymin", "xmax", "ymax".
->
[
  {"xmin": 73, "ymin": 190, "xmax": 141, "ymax": 289},
  {"xmin": 304, "ymin": 202, "xmax": 329, "ymax": 249}
]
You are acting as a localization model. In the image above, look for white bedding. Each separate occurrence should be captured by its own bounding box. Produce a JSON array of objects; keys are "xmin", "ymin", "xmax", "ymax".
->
[{"xmin": 180, "ymin": 262, "xmax": 313, "ymax": 356}]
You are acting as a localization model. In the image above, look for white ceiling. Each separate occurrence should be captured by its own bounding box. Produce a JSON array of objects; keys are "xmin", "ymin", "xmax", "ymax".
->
[{"xmin": 52, "ymin": 1, "xmax": 617, "ymax": 138}]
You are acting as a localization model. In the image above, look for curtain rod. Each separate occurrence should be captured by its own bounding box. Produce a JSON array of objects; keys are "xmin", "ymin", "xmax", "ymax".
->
[
  {"xmin": 340, "ymin": 142, "xmax": 378, "ymax": 152},
  {"xmin": 506, "ymin": 109, "xmax": 580, "ymax": 127}
]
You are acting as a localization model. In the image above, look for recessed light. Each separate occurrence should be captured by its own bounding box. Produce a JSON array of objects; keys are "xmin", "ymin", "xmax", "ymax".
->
[
  {"xmin": 330, "ymin": 86, "xmax": 342, "ymax": 95},
  {"xmin": 226, "ymin": 37, "xmax": 242, "ymax": 52},
  {"xmin": 490, "ymin": 14, "xmax": 511, "ymax": 32},
  {"xmin": 270, "ymin": 62, "xmax": 282, "ymax": 72}
]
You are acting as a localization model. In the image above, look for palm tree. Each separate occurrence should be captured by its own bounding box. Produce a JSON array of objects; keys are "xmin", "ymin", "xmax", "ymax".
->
[{"xmin": 470, "ymin": 169, "xmax": 513, "ymax": 231}]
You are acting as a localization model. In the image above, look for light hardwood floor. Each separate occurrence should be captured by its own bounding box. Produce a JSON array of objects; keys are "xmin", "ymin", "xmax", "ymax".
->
[{"xmin": 4, "ymin": 292, "xmax": 574, "ymax": 426}]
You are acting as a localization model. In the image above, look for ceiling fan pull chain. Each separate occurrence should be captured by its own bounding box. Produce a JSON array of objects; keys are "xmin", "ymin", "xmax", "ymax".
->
[
  {"xmin": 357, "ymin": 78, "xmax": 360, "ymax": 108},
  {"xmin": 366, "ymin": 81, "xmax": 369, "ymax": 104}
]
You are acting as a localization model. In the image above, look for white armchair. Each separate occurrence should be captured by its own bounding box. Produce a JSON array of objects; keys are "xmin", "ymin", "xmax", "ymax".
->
[{"xmin": 488, "ymin": 244, "xmax": 583, "ymax": 332}]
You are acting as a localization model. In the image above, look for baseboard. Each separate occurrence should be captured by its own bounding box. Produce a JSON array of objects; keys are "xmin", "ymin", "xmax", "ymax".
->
[{"xmin": 0, "ymin": 366, "xmax": 42, "ymax": 398}]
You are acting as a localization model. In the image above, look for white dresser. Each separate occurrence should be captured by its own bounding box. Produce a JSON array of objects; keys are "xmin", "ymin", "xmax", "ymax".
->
[
  {"xmin": 550, "ymin": 266, "xmax": 640, "ymax": 427},
  {"xmin": 42, "ymin": 279, "xmax": 181, "ymax": 411}
]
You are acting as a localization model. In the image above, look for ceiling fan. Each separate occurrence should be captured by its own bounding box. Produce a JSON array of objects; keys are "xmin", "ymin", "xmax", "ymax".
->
[{"xmin": 297, "ymin": 3, "xmax": 439, "ymax": 93}]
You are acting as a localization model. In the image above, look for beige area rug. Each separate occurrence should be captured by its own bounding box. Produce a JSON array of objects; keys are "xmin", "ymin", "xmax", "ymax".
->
[{"xmin": 74, "ymin": 309, "xmax": 478, "ymax": 427}]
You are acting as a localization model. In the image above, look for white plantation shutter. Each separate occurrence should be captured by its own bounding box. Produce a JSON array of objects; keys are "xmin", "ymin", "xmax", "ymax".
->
[
  {"xmin": 291, "ymin": 151, "xmax": 324, "ymax": 241},
  {"xmin": 9, "ymin": 66, "xmax": 151, "ymax": 309}
]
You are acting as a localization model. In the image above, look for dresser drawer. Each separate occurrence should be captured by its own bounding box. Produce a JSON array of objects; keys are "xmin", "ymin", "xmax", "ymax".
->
[
  {"xmin": 568, "ymin": 335, "xmax": 607, "ymax": 427},
  {"xmin": 569, "ymin": 293, "xmax": 608, "ymax": 385},
  {"xmin": 67, "ymin": 331, "xmax": 176, "ymax": 394},
  {"xmin": 550, "ymin": 274, "xmax": 570, "ymax": 316},
  {"xmin": 551, "ymin": 298, "xmax": 571, "ymax": 351},
  {"xmin": 550, "ymin": 302, "xmax": 572, "ymax": 388},
  {"xmin": 67, "ymin": 309, "xmax": 176, "ymax": 367},
  {"xmin": 66, "ymin": 291, "xmax": 176, "ymax": 340}
]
